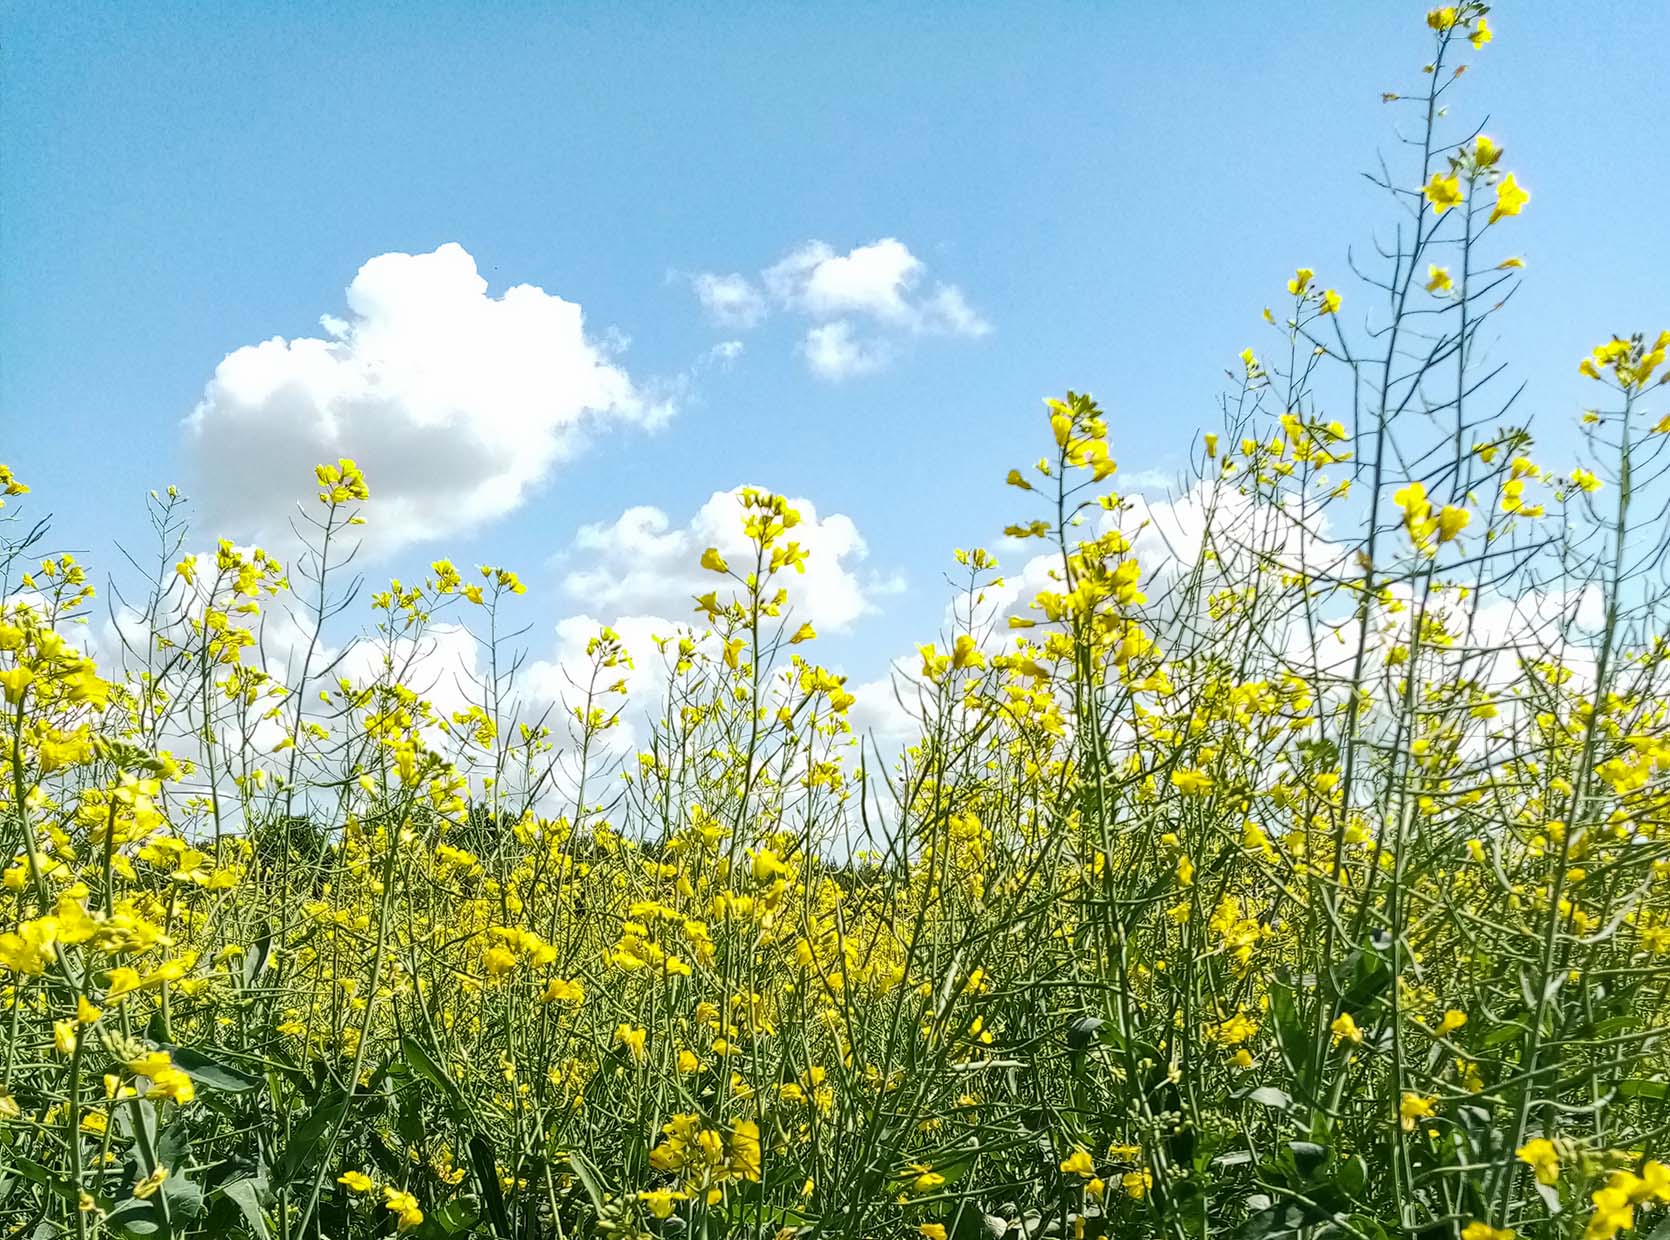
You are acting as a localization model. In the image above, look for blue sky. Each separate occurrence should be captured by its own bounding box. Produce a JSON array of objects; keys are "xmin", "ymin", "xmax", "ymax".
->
[{"xmin": 4, "ymin": 3, "xmax": 1668, "ymax": 698}]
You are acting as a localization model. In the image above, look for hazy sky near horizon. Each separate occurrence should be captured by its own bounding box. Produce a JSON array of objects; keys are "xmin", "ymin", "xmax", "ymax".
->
[{"xmin": 4, "ymin": 3, "xmax": 1668, "ymax": 705}]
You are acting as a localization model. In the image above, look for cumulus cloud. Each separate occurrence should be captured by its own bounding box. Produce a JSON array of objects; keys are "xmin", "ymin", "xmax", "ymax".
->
[
  {"xmin": 848, "ymin": 662, "xmax": 929, "ymax": 747},
  {"xmin": 803, "ymin": 321, "xmax": 889, "ymax": 380},
  {"xmin": 765, "ymin": 239, "xmax": 987, "ymax": 336},
  {"xmin": 706, "ymin": 340, "xmax": 746, "ymax": 368},
  {"xmin": 692, "ymin": 272, "xmax": 768, "ymax": 330},
  {"xmin": 563, "ymin": 487, "xmax": 879, "ymax": 634},
  {"xmin": 689, "ymin": 237, "xmax": 988, "ymax": 380},
  {"xmin": 437, "ymin": 488, "xmax": 883, "ymax": 768},
  {"xmin": 182, "ymin": 242, "xmax": 663, "ymax": 553}
]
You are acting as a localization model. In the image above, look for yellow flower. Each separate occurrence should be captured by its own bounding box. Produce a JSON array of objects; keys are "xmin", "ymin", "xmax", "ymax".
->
[
  {"xmin": 920, "ymin": 1226, "xmax": 949, "ymax": 1240},
  {"xmin": 1423, "ymin": 172, "xmax": 1464, "ymax": 213},
  {"xmin": 338, "ymin": 1171, "xmax": 376, "ymax": 1193},
  {"xmin": 1461, "ymin": 1223, "xmax": 1512, "ymax": 1240},
  {"xmin": 127, "ymin": 1050, "xmax": 195, "ymax": 1105},
  {"xmin": 639, "ymin": 1189, "xmax": 690, "ymax": 1219},
  {"xmin": 1435, "ymin": 1009, "xmax": 1467, "ymax": 1036},
  {"xmin": 147, "ymin": 1067, "xmax": 196, "ymax": 1106},
  {"xmin": 1436, "ymin": 505, "xmax": 1470, "ymax": 543},
  {"xmin": 1287, "ymin": 268, "xmax": 1315, "ymax": 295},
  {"xmin": 104, "ymin": 967, "xmax": 143, "ymax": 1001},
  {"xmin": 1060, "ymin": 1149, "xmax": 1096, "ymax": 1178},
  {"xmin": 1490, "ymin": 173, "xmax": 1529, "ymax": 223},
  {"xmin": 729, "ymin": 1119, "xmax": 762, "ymax": 1181},
  {"xmin": 314, "ymin": 458, "xmax": 370, "ymax": 505},
  {"xmin": 1426, "ymin": 8, "xmax": 1458, "ymax": 31},
  {"xmin": 1320, "ymin": 288, "xmax": 1342, "ymax": 314},
  {"xmin": 1586, "ymin": 1181, "xmax": 1634, "ymax": 1240},
  {"xmin": 0, "ymin": 666, "xmax": 34, "ymax": 704},
  {"xmin": 383, "ymin": 1187, "xmax": 423, "ymax": 1232},
  {"xmin": 1470, "ymin": 16, "xmax": 1493, "ymax": 47},
  {"xmin": 1394, "ymin": 481, "xmax": 1436, "ymax": 549},
  {"xmin": 541, "ymin": 977, "xmax": 585, "ymax": 1004},
  {"xmin": 1426, "ymin": 265, "xmax": 1453, "ymax": 293},
  {"xmin": 616, "ymin": 1023, "xmax": 647, "ymax": 1061},
  {"xmin": 0, "ymin": 464, "xmax": 29, "ymax": 506},
  {"xmin": 1330, "ymin": 1012, "xmax": 1364, "ymax": 1045},
  {"xmin": 700, "ymin": 548, "xmax": 729, "ymax": 574},
  {"xmin": 1171, "ymin": 769, "xmax": 1213, "ymax": 797},
  {"xmin": 1516, "ymin": 1138, "xmax": 1560, "ymax": 1185},
  {"xmin": 1398, "ymin": 1092, "xmax": 1435, "ymax": 1131}
]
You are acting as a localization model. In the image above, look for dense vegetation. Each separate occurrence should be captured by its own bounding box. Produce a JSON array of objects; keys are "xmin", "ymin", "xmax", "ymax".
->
[{"xmin": 6, "ymin": 5, "xmax": 1670, "ymax": 1239}]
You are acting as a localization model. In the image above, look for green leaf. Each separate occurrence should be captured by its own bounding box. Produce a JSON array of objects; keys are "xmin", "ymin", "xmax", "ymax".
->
[
  {"xmin": 1267, "ymin": 977, "xmax": 1312, "ymax": 1099},
  {"xmin": 400, "ymin": 1036, "xmax": 465, "ymax": 1112},
  {"xmin": 219, "ymin": 1177, "xmax": 272, "ymax": 1239},
  {"xmin": 435, "ymin": 1198, "xmax": 482, "ymax": 1234},
  {"xmin": 116, "ymin": 1098, "xmax": 159, "ymax": 1154},
  {"xmin": 470, "ymin": 1135, "xmax": 513, "ymax": 1238},
  {"xmin": 104, "ymin": 1198, "xmax": 165, "ymax": 1238},
  {"xmin": 1337, "ymin": 1154, "xmax": 1367, "ymax": 1201},
  {"xmin": 159, "ymin": 1045, "xmax": 264, "ymax": 1094},
  {"xmin": 7, "ymin": 1157, "xmax": 82, "ymax": 1204},
  {"xmin": 721, "ymin": 1198, "xmax": 812, "ymax": 1226},
  {"xmin": 1066, "ymin": 1016, "xmax": 1104, "ymax": 1051},
  {"xmin": 1617, "ymin": 1079, "xmax": 1668, "ymax": 1101},
  {"xmin": 1288, "ymin": 1141, "xmax": 1328, "ymax": 1180},
  {"xmin": 567, "ymin": 1149, "xmax": 610, "ymax": 1215},
  {"xmin": 157, "ymin": 1119, "xmax": 193, "ymax": 1169},
  {"xmin": 396, "ymin": 1086, "xmax": 427, "ymax": 1149},
  {"xmin": 1334, "ymin": 941, "xmax": 1392, "ymax": 1014},
  {"xmin": 1246, "ymin": 1087, "xmax": 1292, "ymax": 1112},
  {"xmin": 242, "ymin": 923, "xmax": 274, "ymax": 989},
  {"xmin": 276, "ymin": 1093, "xmax": 349, "ymax": 1184},
  {"xmin": 161, "ymin": 1172, "xmax": 205, "ymax": 1220}
]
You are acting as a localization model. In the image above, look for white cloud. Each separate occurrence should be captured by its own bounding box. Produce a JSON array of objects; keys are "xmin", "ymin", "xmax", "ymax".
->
[
  {"xmin": 803, "ymin": 321, "xmax": 889, "ymax": 380},
  {"xmin": 691, "ymin": 272, "xmax": 768, "ymax": 330},
  {"xmin": 692, "ymin": 237, "xmax": 988, "ymax": 380},
  {"xmin": 848, "ymin": 662, "xmax": 928, "ymax": 746},
  {"xmin": 563, "ymin": 487, "xmax": 879, "ymax": 633},
  {"xmin": 706, "ymin": 340, "xmax": 745, "ymax": 367},
  {"xmin": 764, "ymin": 238, "xmax": 989, "ymax": 338},
  {"xmin": 918, "ymin": 285, "xmax": 989, "ymax": 336},
  {"xmin": 336, "ymin": 623, "xmax": 486, "ymax": 726},
  {"xmin": 768, "ymin": 239, "xmax": 916, "ymax": 323},
  {"xmin": 182, "ymin": 242, "xmax": 662, "ymax": 553},
  {"xmin": 507, "ymin": 488, "xmax": 881, "ymax": 768}
]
